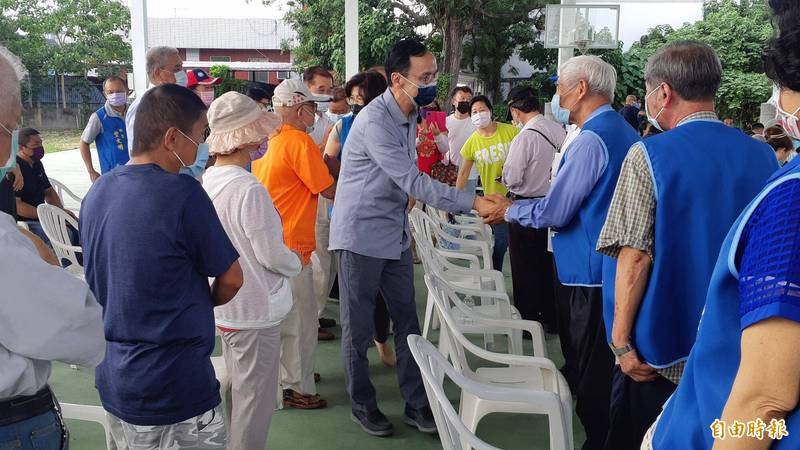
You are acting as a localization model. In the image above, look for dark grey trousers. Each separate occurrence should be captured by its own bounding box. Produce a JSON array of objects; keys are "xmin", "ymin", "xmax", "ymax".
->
[{"xmin": 335, "ymin": 248, "xmax": 428, "ymax": 415}]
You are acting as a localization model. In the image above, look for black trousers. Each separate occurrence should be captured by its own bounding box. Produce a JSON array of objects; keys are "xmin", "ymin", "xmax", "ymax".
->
[
  {"xmin": 604, "ymin": 366, "xmax": 677, "ymax": 450},
  {"xmin": 508, "ymin": 223, "xmax": 555, "ymax": 328},
  {"xmin": 570, "ymin": 286, "xmax": 615, "ymax": 450},
  {"xmin": 553, "ymin": 261, "xmax": 579, "ymax": 390}
]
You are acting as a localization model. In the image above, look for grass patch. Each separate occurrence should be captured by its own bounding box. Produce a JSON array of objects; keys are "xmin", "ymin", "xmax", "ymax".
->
[{"xmin": 41, "ymin": 129, "xmax": 84, "ymax": 153}]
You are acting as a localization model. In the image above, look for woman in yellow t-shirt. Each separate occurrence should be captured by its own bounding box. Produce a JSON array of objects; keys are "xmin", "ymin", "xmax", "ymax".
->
[{"xmin": 455, "ymin": 95, "xmax": 518, "ymax": 270}]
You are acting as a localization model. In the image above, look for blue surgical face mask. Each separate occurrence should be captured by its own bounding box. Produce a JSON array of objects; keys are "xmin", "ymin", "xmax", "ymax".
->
[
  {"xmin": 326, "ymin": 111, "xmax": 344, "ymax": 123},
  {"xmin": 174, "ymin": 129, "xmax": 209, "ymax": 178},
  {"xmin": 550, "ymin": 94, "xmax": 570, "ymax": 125},
  {"xmin": 401, "ymin": 75, "xmax": 438, "ymax": 108},
  {"xmin": 0, "ymin": 123, "xmax": 19, "ymax": 179},
  {"xmin": 550, "ymin": 84, "xmax": 578, "ymax": 125},
  {"xmin": 174, "ymin": 70, "xmax": 188, "ymax": 88}
]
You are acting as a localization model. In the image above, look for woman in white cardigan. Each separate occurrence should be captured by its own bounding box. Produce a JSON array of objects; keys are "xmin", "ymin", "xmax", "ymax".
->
[{"xmin": 203, "ymin": 91, "xmax": 299, "ymax": 450}]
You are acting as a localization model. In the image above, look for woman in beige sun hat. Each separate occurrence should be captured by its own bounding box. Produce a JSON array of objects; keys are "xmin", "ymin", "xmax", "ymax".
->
[{"xmin": 201, "ymin": 91, "xmax": 301, "ymax": 450}]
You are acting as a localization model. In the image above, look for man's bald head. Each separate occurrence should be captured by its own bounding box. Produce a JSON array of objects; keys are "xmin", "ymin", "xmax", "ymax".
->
[{"xmin": 0, "ymin": 45, "xmax": 26, "ymax": 167}]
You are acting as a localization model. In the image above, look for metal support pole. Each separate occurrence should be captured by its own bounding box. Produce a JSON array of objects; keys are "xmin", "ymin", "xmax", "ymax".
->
[
  {"xmin": 344, "ymin": 0, "xmax": 359, "ymax": 79},
  {"xmin": 129, "ymin": 0, "xmax": 149, "ymax": 97}
]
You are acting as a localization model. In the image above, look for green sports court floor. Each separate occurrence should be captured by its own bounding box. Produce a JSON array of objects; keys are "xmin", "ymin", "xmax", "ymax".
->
[{"xmin": 51, "ymin": 261, "xmax": 586, "ymax": 449}]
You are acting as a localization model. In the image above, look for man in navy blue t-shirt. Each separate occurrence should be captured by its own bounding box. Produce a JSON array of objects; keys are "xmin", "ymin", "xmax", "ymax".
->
[{"xmin": 80, "ymin": 84, "xmax": 243, "ymax": 449}]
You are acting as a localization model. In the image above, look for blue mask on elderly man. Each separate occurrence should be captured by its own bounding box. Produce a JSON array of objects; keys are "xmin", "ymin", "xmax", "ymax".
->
[
  {"xmin": 0, "ymin": 123, "xmax": 19, "ymax": 179},
  {"xmin": 174, "ymin": 129, "xmax": 210, "ymax": 178}
]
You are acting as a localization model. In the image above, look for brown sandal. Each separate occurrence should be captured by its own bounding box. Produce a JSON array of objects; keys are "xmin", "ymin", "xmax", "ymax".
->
[{"xmin": 283, "ymin": 389, "xmax": 328, "ymax": 409}]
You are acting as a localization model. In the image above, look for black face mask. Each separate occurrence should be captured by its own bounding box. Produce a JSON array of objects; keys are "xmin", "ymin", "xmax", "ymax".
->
[
  {"xmin": 352, "ymin": 104, "xmax": 364, "ymax": 116},
  {"xmin": 456, "ymin": 101, "xmax": 471, "ymax": 114}
]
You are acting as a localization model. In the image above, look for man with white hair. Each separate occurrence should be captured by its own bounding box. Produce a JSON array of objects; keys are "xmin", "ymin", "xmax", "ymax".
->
[
  {"xmin": 482, "ymin": 55, "xmax": 640, "ymax": 450},
  {"xmin": 251, "ymin": 79, "xmax": 336, "ymax": 410},
  {"xmin": 596, "ymin": 41, "xmax": 779, "ymax": 449},
  {"xmin": 0, "ymin": 45, "xmax": 105, "ymax": 450},
  {"xmin": 125, "ymin": 46, "xmax": 185, "ymax": 152}
]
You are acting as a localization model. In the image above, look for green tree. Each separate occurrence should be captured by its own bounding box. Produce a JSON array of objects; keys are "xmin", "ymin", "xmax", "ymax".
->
[
  {"xmin": 394, "ymin": 0, "xmax": 551, "ymax": 85},
  {"xmin": 281, "ymin": 0, "xmax": 419, "ymax": 78},
  {"xmin": 462, "ymin": 6, "xmax": 550, "ymax": 102},
  {"xmin": 616, "ymin": 0, "xmax": 772, "ymax": 124},
  {"xmin": 210, "ymin": 65, "xmax": 248, "ymax": 95},
  {"xmin": 1, "ymin": 0, "xmax": 131, "ymax": 109}
]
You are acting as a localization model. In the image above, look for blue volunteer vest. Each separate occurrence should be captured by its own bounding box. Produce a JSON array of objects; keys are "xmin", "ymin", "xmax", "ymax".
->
[
  {"xmin": 551, "ymin": 110, "xmax": 639, "ymax": 286},
  {"xmin": 338, "ymin": 114, "xmax": 355, "ymax": 162},
  {"xmin": 652, "ymin": 157, "xmax": 800, "ymax": 449},
  {"xmin": 95, "ymin": 106, "xmax": 130, "ymax": 174},
  {"xmin": 329, "ymin": 114, "xmax": 355, "ymax": 216},
  {"xmin": 602, "ymin": 120, "xmax": 778, "ymax": 367}
]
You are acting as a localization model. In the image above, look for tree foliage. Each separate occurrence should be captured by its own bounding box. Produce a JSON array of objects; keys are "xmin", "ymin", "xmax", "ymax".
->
[
  {"xmin": 1, "ymin": 0, "xmax": 131, "ymax": 77},
  {"xmin": 281, "ymin": 0, "xmax": 419, "ymax": 78},
  {"xmin": 617, "ymin": 0, "xmax": 772, "ymax": 124}
]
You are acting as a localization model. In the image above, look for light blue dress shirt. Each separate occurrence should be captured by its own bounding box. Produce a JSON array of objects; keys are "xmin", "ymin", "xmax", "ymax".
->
[
  {"xmin": 329, "ymin": 89, "xmax": 475, "ymax": 260},
  {"xmin": 506, "ymin": 105, "xmax": 613, "ymax": 229}
]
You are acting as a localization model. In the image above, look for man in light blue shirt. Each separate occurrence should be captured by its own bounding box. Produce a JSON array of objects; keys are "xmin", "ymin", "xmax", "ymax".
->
[
  {"xmin": 126, "ymin": 46, "xmax": 185, "ymax": 153},
  {"xmin": 483, "ymin": 56, "xmax": 641, "ymax": 450},
  {"xmin": 329, "ymin": 39, "xmax": 495, "ymax": 437}
]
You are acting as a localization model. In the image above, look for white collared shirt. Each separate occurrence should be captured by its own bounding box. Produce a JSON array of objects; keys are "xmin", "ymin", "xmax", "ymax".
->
[{"xmin": 0, "ymin": 213, "xmax": 105, "ymax": 400}]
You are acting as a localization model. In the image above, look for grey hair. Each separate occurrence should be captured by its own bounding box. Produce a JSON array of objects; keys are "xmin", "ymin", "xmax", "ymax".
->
[
  {"xmin": 558, "ymin": 55, "xmax": 617, "ymax": 103},
  {"xmin": 644, "ymin": 41, "xmax": 721, "ymax": 101},
  {"xmin": 146, "ymin": 46, "xmax": 179, "ymax": 80},
  {"xmin": 0, "ymin": 45, "xmax": 28, "ymax": 81}
]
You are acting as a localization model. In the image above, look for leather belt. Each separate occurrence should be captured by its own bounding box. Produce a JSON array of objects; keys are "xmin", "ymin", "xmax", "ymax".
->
[
  {"xmin": 508, "ymin": 193, "xmax": 544, "ymax": 201},
  {"xmin": 0, "ymin": 386, "xmax": 56, "ymax": 426}
]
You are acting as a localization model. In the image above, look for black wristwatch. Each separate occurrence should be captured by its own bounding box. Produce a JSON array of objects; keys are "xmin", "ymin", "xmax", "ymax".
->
[{"xmin": 609, "ymin": 342, "xmax": 635, "ymax": 357}]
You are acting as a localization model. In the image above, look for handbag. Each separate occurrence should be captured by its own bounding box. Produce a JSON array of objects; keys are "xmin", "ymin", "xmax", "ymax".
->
[{"xmin": 430, "ymin": 152, "xmax": 459, "ymax": 186}]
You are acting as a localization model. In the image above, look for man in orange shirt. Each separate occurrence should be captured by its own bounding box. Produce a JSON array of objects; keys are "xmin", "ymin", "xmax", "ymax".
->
[{"xmin": 251, "ymin": 79, "xmax": 335, "ymax": 409}]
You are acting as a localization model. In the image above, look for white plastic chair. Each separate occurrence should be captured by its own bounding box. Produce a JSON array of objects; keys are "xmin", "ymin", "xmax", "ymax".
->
[
  {"xmin": 425, "ymin": 205, "xmax": 493, "ymax": 242},
  {"xmin": 36, "ymin": 204, "xmax": 83, "ymax": 278},
  {"xmin": 426, "ymin": 274, "xmax": 573, "ymax": 450},
  {"xmin": 60, "ymin": 403, "xmax": 113, "ymax": 450},
  {"xmin": 407, "ymin": 334, "xmax": 503, "ymax": 450},
  {"xmin": 410, "ymin": 209, "xmax": 493, "ymax": 271},
  {"xmin": 426, "ymin": 273, "xmax": 540, "ymax": 359},
  {"xmin": 413, "ymin": 229, "xmax": 515, "ymax": 346},
  {"xmin": 49, "ymin": 178, "xmax": 82, "ymax": 216}
]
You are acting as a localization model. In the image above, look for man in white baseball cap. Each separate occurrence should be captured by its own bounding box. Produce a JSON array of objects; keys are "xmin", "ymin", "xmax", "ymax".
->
[{"xmin": 251, "ymin": 79, "xmax": 337, "ymax": 410}]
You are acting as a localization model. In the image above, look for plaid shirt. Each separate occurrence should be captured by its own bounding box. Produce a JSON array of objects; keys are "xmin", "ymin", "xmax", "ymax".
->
[{"xmin": 597, "ymin": 111, "xmax": 718, "ymax": 384}]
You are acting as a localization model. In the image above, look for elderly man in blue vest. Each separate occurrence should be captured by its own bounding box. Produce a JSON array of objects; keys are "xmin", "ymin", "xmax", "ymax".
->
[
  {"xmin": 483, "ymin": 55, "xmax": 640, "ymax": 450},
  {"xmin": 595, "ymin": 41, "xmax": 779, "ymax": 450}
]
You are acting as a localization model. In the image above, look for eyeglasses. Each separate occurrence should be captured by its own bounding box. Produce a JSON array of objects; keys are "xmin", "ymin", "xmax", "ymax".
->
[{"xmin": 348, "ymin": 95, "xmax": 365, "ymax": 105}]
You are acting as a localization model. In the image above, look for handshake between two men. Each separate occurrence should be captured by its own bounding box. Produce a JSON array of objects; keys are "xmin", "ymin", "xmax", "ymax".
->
[{"xmin": 472, "ymin": 194, "xmax": 512, "ymax": 225}]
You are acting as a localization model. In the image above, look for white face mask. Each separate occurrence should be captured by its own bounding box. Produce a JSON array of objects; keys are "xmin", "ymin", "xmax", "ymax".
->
[
  {"xmin": 471, "ymin": 111, "xmax": 492, "ymax": 129},
  {"xmin": 644, "ymin": 84, "xmax": 665, "ymax": 132},
  {"xmin": 769, "ymin": 87, "xmax": 800, "ymax": 140},
  {"xmin": 300, "ymin": 106, "xmax": 315, "ymax": 134}
]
